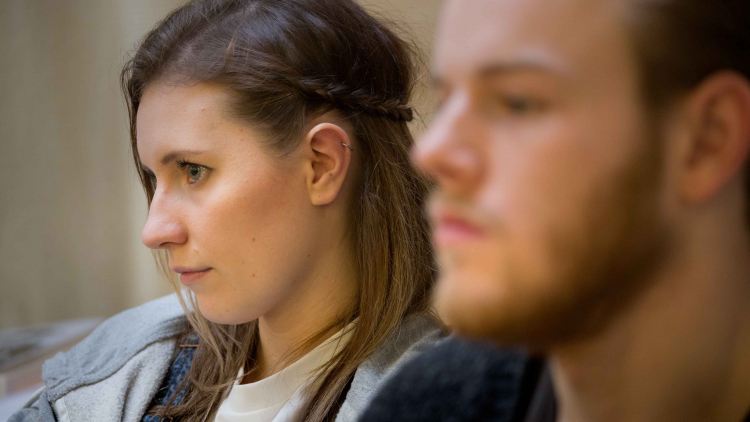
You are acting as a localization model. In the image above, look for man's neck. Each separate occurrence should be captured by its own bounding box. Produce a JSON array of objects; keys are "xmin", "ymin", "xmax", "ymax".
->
[{"xmin": 549, "ymin": 205, "xmax": 750, "ymax": 422}]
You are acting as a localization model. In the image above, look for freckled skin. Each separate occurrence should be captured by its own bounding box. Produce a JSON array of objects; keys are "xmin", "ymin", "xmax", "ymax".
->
[{"xmin": 137, "ymin": 83, "xmax": 335, "ymax": 325}]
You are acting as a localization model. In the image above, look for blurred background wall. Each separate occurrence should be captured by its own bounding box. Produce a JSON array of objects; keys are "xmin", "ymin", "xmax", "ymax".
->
[{"xmin": 0, "ymin": 0, "xmax": 439, "ymax": 329}]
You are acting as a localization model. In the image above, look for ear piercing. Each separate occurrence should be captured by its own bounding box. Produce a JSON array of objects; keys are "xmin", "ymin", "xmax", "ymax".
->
[{"xmin": 341, "ymin": 142, "xmax": 354, "ymax": 151}]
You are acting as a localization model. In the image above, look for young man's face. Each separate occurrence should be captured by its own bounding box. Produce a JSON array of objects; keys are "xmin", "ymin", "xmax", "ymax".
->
[{"xmin": 416, "ymin": 0, "xmax": 671, "ymax": 347}]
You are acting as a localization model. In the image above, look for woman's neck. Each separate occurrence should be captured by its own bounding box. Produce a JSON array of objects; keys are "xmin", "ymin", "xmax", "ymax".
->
[{"xmin": 244, "ymin": 237, "xmax": 358, "ymax": 383}]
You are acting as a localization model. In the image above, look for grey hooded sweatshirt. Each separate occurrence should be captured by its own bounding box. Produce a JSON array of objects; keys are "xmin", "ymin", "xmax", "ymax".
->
[{"xmin": 9, "ymin": 294, "xmax": 442, "ymax": 422}]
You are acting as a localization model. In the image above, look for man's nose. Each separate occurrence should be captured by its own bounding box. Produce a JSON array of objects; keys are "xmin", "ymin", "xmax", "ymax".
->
[{"xmin": 412, "ymin": 94, "xmax": 483, "ymax": 194}]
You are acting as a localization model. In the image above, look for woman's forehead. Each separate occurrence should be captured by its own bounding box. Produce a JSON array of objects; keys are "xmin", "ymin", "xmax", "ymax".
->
[{"xmin": 135, "ymin": 83, "xmax": 256, "ymax": 165}]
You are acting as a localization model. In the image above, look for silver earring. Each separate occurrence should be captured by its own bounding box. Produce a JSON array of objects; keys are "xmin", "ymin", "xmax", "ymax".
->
[{"xmin": 341, "ymin": 142, "xmax": 354, "ymax": 151}]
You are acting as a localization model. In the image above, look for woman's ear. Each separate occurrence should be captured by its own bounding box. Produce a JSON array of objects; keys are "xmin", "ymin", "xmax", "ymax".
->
[{"xmin": 303, "ymin": 122, "xmax": 354, "ymax": 206}]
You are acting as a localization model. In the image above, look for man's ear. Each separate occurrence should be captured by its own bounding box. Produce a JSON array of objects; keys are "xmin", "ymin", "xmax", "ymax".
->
[
  {"xmin": 679, "ymin": 71, "xmax": 750, "ymax": 203},
  {"xmin": 303, "ymin": 122, "xmax": 354, "ymax": 206}
]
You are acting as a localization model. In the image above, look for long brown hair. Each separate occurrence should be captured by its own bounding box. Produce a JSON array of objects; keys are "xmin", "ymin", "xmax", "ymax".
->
[{"xmin": 120, "ymin": 0, "xmax": 435, "ymax": 421}]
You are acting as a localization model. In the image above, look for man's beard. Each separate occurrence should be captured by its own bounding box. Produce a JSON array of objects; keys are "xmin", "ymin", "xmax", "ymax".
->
[{"xmin": 435, "ymin": 133, "xmax": 672, "ymax": 351}]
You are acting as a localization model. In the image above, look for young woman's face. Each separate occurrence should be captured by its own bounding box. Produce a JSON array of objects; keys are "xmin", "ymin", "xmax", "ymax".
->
[{"xmin": 136, "ymin": 82, "xmax": 322, "ymax": 324}]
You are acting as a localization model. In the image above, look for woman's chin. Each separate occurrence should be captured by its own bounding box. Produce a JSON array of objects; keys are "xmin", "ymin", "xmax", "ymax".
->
[{"xmin": 194, "ymin": 296, "xmax": 262, "ymax": 325}]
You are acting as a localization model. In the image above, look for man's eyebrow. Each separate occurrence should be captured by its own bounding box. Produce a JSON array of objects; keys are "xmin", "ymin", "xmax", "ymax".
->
[
  {"xmin": 477, "ymin": 61, "xmax": 562, "ymax": 77},
  {"xmin": 139, "ymin": 149, "xmax": 208, "ymax": 173},
  {"xmin": 476, "ymin": 50, "xmax": 573, "ymax": 78},
  {"xmin": 431, "ymin": 58, "xmax": 569, "ymax": 87}
]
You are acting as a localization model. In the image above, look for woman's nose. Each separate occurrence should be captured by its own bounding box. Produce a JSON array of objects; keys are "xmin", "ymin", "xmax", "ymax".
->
[{"xmin": 141, "ymin": 192, "xmax": 188, "ymax": 249}]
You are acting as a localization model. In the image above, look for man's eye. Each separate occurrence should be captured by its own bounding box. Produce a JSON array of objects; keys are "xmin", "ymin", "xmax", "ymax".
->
[
  {"xmin": 488, "ymin": 94, "xmax": 546, "ymax": 118},
  {"xmin": 506, "ymin": 97, "xmax": 534, "ymax": 114}
]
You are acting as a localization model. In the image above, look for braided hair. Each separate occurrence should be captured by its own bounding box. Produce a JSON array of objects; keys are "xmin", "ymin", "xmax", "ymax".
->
[
  {"xmin": 122, "ymin": 1, "xmax": 435, "ymax": 422},
  {"xmin": 125, "ymin": 0, "xmax": 421, "ymax": 155}
]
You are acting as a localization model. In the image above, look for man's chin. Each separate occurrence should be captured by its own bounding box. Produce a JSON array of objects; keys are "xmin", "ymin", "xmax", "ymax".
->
[
  {"xmin": 433, "ymin": 274, "xmax": 581, "ymax": 351},
  {"xmin": 433, "ymin": 275, "xmax": 524, "ymax": 343},
  {"xmin": 439, "ymin": 303, "xmax": 560, "ymax": 352}
]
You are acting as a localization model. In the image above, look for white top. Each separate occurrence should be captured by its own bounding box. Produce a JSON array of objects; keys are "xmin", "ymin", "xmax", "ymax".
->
[{"xmin": 214, "ymin": 323, "xmax": 355, "ymax": 422}]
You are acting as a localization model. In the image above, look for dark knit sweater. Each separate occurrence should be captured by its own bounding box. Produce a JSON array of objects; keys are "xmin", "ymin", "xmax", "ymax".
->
[
  {"xmin": 358, "ymin": 336, "xmax": 536, "ymax": 422},
  {"xmin": 358, "ymin": 336, "xmax": 750, "ymax": 422}
]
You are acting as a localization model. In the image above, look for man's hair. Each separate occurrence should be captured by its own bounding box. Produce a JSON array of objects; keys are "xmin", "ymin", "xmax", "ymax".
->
[{"xmin": 625, "ymin": 0, "xmax": 750, "ymax": 220}]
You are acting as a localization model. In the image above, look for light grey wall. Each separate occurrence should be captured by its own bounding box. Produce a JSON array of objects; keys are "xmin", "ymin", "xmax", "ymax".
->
[
  {"xmin": 0, "ymin": 0, "xmax": 188, "ymax": 329},
  {"xmin": 0, "ymin": 0, "xmax": 440, "ymax": 329}
]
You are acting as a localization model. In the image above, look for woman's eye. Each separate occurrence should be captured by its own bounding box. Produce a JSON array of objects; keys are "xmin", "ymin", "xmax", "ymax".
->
[
  {"xmin": 147, "ymin": 171, "xmax": 157, "ymax": 186},
  {"xmin": 186, "ymin": 164, "xmax": 207, "ymax": 184}
]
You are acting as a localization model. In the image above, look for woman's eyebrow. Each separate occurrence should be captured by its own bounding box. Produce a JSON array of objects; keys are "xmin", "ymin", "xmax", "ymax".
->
[
  {"xmin": 160, "ymin": 149, "xmax": 207, "ymax": 165},
  {"xmin": 139, "ymin": 149, "xmax": 208, "ymax": 174}
]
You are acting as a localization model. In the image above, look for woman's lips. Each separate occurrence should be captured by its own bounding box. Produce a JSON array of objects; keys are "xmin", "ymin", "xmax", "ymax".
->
[
  {"xmin": 433, "ymin": 213, "xmax": 485, "ymax": 246},
  {"xmin": 172, "ymin": 267, "xmax": 212, "ymax": 285}
]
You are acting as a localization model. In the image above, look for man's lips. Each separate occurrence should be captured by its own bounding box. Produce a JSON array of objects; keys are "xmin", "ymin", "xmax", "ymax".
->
[
  {"xmin": 171, "ymin": 266, "xmax": 212, "ymax": 285},
  {"xmin": 432, "ymin": 211, "xmax": 486, "ymax": 246}
]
